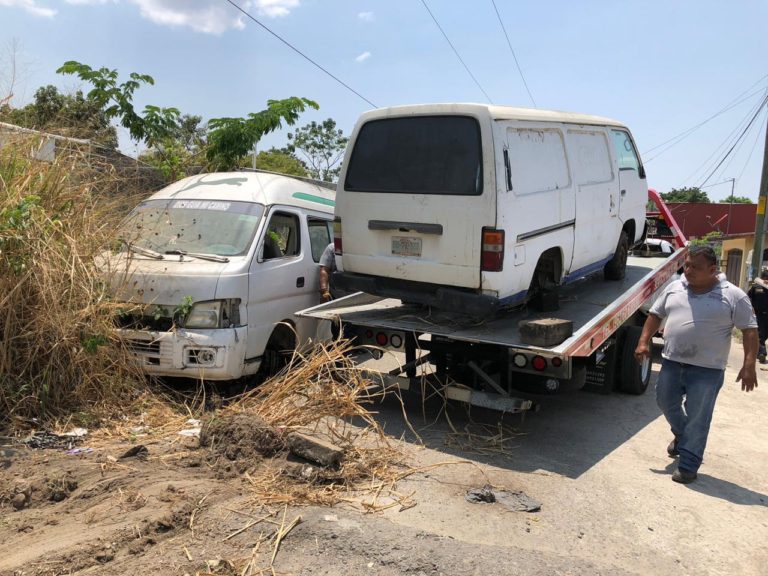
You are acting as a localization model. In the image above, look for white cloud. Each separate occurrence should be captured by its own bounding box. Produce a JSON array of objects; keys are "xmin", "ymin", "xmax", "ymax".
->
[
  {"xmin": 0, "ymin": 0, "xmax": 56, "ymax": 18},
  {"xmin": 255, "ymin": 0, "xmax": 298, "ymax": 18},
  {"xmin": 357, "ymin": 11, "xmax": 373, "ymax": 22},
  {"xmin": 65, "ymin": 0, "xmax": 114, "ymax": 4},
  {"xmin": 126, "ymin": 0, "xmax": 299, "ymax": 34},
  {"xmin": 355, "ymin": 51, "xmax": 371, "ymax": 63}
]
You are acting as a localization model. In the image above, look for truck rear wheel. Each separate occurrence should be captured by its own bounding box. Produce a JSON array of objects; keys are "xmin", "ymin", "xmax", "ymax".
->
[
  {"xmin": 604, "ymin": 231, "xmax": 629, "ymax": 281},
  {"xmin": 616, "ymin": 325, "xmax": 651, "ymax": 395}
]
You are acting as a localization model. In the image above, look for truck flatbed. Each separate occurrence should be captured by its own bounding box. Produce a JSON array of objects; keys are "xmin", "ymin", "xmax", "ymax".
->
[{"xmin": 299, "ymin": 251, "xmax": 685, "ymax": 358}]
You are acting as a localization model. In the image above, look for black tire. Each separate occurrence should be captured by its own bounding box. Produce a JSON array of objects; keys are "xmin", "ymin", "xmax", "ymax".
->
[
  {"xmin": 256, "ymin": 325, "xmax": 296, "ymax": 381},
  {"xmin": 604, "ymin": 231, "xmax": 629, "ymax": 281},
  {"xmin": 616, "ymin": 325, "xmax": 651, "ymax": 395}
]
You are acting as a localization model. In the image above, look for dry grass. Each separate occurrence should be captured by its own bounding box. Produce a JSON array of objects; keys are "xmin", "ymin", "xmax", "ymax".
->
[{"xmin": 0, "ymin": 135, "xmax": 151, "ymax": 427}]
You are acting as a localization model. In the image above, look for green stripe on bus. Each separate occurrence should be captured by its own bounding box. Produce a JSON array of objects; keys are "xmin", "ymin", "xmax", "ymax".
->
[{"xmin": 292, "ymin": 192, "xmax": 335, "ymax": 207}]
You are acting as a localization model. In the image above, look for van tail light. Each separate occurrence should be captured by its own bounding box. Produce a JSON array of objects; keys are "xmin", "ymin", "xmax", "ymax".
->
[
  {"xmin": 333, "ymin": 217, "xmax": 343, "ymax": 255},
  {"xmin": 481, "ymin": 228, "xmax": 505, "ymax": 272}
]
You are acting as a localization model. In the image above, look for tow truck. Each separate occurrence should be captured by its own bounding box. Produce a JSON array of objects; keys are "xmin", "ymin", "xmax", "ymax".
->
[{"xmin": 297, "ymin": 190, "xmax": 687, "ymax": 414}]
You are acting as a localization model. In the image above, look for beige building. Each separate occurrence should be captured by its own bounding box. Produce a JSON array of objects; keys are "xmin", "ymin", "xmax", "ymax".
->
[{"xmin": 721, "ymin": 234, "xmax": 768, "ymax": 289}]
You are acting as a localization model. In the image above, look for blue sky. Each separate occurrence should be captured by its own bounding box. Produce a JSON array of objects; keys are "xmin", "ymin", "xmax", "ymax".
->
[{"xmin": 1, "ymin": 0, "xmax": 766, "ymax": 201}]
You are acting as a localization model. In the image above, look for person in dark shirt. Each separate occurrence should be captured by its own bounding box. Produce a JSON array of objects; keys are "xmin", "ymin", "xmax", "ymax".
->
[{"xmin": 747, "ymin": 268, "xmax": 768, "ymax": 363}]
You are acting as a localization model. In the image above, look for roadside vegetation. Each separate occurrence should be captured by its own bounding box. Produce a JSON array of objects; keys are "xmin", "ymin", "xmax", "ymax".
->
[{"xmin": 0, "ymin": 136, "xmax": 147, "ymax": 426}]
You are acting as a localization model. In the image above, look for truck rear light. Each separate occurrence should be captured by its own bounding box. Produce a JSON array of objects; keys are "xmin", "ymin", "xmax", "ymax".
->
[
  {"xmin": 333, "ymin": 218, "xmax": 343, "ymax": 255},
  {"xmin": 481, "ymin": 228, "xmax": 504, "ymax": 272},
  {"xmin": 531, "ymin": 355, "xmax": 547, "ymax": 371},
  {"xmin": 375, "ymin": 332, "xmax": 388, "ymax": 346},
  {"xmin": 551, "ymin": 357, "xmax": 562, "ymax": 367}
]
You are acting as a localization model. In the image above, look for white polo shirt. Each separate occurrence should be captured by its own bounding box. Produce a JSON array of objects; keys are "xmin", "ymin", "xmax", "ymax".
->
[{"xmin": 649, "ymin": 274, "xmax": 757, "ymax": 370}]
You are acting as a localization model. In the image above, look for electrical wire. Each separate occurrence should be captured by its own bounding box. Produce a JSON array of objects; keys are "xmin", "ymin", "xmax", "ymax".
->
[
  {"xmin": 736, "ymin": 106, "xmax": 768, "ymax": 183},
  {"xmin": 643, "ymin": 77, "xmax": 768, "ymax": 162},
  {"xmin": 682, "ymin": 91, "xmax": 767, "ymax": 185},
  {"xmin": 419, "ymin": 0, "xmax": 494, "ymax": 104},
  {"xmin": 697, "ymin": 93, "xmax": 768, "ymax": 189},
  {"xmin": 490, "ymin": 0, "xmax": 536, "ymax": 108},
  {"xmin": 222, "ymin": 0, "xmax": 377, "ymax": 108}
]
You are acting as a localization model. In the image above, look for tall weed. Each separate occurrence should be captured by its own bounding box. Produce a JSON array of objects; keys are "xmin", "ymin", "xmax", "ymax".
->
[{"xmin": 0, "ymin": 135, "xmax": 149, "ymax": 426}]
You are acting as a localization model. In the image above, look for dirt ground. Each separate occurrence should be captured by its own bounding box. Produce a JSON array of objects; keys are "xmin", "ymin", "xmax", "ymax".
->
[{"xmin": 1, "ymin": 340, "xmax": 766, "ymax": 576}]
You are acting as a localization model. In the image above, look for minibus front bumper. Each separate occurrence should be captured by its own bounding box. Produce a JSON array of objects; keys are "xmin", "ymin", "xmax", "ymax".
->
[{"xmin": 116, "ymin": 326, "xmax": 252, "ymax": 380}]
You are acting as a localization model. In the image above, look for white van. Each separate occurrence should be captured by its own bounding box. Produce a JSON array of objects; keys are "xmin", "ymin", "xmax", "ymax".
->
[
  {"xmin": 333, "ymin": 103, "xmax": 648, "ymax": 315},
  {"xmin": 104, "ymin": 171, "xmax": 335, "ymax": 380}
]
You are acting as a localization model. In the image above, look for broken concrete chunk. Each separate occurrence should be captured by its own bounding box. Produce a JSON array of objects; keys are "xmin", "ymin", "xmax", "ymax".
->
[
  {"xmin": 518, "ymin": 318, "xmax": 573, "ymax": 346},
  {"xmin": 286, "ymin": 433, "xmax": 344, "ymax": 468}
]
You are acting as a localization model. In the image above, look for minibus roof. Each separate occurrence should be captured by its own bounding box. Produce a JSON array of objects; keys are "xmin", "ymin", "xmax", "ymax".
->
[{"xmin": 147, "ymin": 170, "xmax": 335, "ymax": 212}]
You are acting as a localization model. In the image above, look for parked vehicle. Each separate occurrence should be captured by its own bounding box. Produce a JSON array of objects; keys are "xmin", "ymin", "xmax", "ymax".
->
[
  {"xmin": 332, "ymin": 104, "xmax": 648, "ymax": 316},
  {"xmin": 298, "ymin": 190, "xmax": 686, "ymax": 406},
  {"xmin": 103, "ymin": 171, "xmax": 335, "ymax": 381}
]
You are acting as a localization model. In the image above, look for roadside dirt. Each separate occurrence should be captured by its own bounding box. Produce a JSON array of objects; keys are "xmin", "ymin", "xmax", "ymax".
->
[{"xmin": 1, "ymin": 341, "xmax": 766, "ymax": 576}]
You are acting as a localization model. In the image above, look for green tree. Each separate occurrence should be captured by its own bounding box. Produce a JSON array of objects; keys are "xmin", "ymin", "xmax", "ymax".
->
[
  {"xmin": 0, "ymin": 84, "xmax": 118, "ymax": 148},
  {"xmin": 206, "ymin": 97, "xmax": 318, "ymax": 172},
  {"xmin": 287, "ymin": 118, "xmax": 347, "ymax": 182},
  {"xmin": 56, "ymin": 61, "xmax": 180, "ymax": 146},
  {"xmin": 251, "ymin": 148, "xmax": 308, "ymax": 177},
  {"xmin": 139, "ymin": 114, "xmax": 208, "ymax": 182},
  {"xmin": 718, "ymin": 195, "xmax": 752, "ymax": 204},
  {"xmin": 660, "ymin": 187, "xmax": 710, "ymax": 203}
]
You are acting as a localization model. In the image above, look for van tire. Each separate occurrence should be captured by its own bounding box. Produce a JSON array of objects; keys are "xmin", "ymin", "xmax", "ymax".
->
[
  {"xmin": 604, "ymin": 231, "xmax": 629, "ymax": 281},
  {"xmin": 616, "ymin": 325, "xmax": 651, "ymax": 395},
  {"xmin": 257, "ymin": 324, "xmax": 297, "ymax": 380}
]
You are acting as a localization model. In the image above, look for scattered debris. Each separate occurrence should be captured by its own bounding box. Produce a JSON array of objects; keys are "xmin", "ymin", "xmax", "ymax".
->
[
  {"xmin": 466, "ymin": 485, "xmax": 541, "ymax": 512},
  {"xmin": 66, "ymin": 447, "xmax": 93, "ymax": 456},
  {"xmin": 23, "ymin": 430, "xmax": 82, "ymax": 450},
  {"xmin": 178, "ymin": 418, "xmax": 201, "ymax": 438},
  {"xmin": 286, "ymin": 432, "xmax": 344, "ymax": 468},
  {"xmin": 119, "ymin": 445, "xmax": 149, "ymax": 460}
]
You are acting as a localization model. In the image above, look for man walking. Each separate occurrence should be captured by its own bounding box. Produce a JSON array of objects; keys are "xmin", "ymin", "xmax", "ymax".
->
[
  {"xmin": 747, "ymin": 268, "xmax": 768, "ymax": 363},
  {"xmin": 634, "ymin": 245, "xmax": 758, "ymax": 484}
]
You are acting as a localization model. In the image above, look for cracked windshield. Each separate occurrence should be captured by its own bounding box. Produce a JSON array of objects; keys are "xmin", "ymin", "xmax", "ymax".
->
[{"xmin": 120, "ymin": 199, "xmax": 265, "ymax": 257}]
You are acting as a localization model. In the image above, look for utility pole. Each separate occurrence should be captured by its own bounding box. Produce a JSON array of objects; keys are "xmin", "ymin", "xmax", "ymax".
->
[{"xmin": 750, "ymin": 109, "xmax": 768, "ymax": 280}]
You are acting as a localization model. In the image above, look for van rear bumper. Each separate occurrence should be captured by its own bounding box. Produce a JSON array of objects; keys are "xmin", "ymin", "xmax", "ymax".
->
[
  {"xmin": 116, "ymin": 326, "xmax": 252, "ymax": 380},
  {"xmin": 334, "ymin": 272, "xmax": 500, "ymax": 317}
]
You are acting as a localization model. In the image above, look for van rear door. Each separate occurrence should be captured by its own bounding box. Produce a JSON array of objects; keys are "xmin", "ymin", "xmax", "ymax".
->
[{"xmin": 337, "ymin": 115, "xmax": 495, "ymax": 289}]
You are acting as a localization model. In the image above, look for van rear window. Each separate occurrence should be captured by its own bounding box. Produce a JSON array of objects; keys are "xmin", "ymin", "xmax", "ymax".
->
[{"xmin": 345, "ymin": 116, "xmax": 483, "ymax": 195}]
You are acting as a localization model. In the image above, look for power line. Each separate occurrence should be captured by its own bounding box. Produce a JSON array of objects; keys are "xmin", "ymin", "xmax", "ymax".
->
[
  {"xmin": 419, "ymin": 0, "xmax": 494, "ymax": 104},
  {"xmin": 490, "ymin": 0, "xmax": 536, "ymax": 108},
  {"xmin": 684, "ymin": 91, "xmax": 767, "ymax": 185},
  {"xmin": 643, "ymin": 75, "xmax": 768, "ymax": 161},
  {"xmin": 697, "ymin": 93, "xmax": 768, "ymax": 189},
  {"xmin": 737, "ymin": 106, "xmax": 768, "ymax": 183},
  {"xmin": 222, "ymin": 0, "xmax": 377, "ymax": 108}
]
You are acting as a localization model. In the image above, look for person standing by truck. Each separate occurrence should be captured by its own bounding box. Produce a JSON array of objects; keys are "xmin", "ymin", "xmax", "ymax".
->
[
  {"xmin": 747, "ymin": 268, "xmax": 768, "ymax": 363},
  {"xmin": 634, "ymin": 245, "xmax": 758, "ymax": 484}
]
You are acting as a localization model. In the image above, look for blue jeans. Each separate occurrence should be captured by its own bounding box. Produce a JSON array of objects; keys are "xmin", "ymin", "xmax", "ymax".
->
[{"xmin": 656, "ymin": 359, "xmax": 725, "ymax": 473}]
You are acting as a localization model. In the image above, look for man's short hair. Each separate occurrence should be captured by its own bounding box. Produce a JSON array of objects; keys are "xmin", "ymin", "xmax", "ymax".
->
[
  {"xmin": 687, "ymin": 244, "xmax": 718, "ymax": 266},
  {"xmin": 761, "ymin": 268, "xmax": 768, "ymax": 280}
]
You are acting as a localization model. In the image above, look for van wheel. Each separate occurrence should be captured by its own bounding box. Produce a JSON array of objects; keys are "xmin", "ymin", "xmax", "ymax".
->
[
  {"xmin": 528, "ymin": 256, "xmax": 560, "ymax": 311},
  {"xmin": 604, "ymin": 231, "xmax": 629, "ymax": 281},
  {"xmin": 257, "ymin": 325, "xmax": 297, "ymax": 380},
  {"xmin": 616, "ymin": 326, "xmax": 651, "ymax": 395}
]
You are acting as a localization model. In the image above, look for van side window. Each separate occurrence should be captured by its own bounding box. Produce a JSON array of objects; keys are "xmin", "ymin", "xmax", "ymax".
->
[
  {"xmin": 568, "ymin": 130, "xmax": 613, "ymax": 184},
  {"xmin": 263, "ymin": 212, "xmax": 300, "ymax": 260},
  {"xmin": 611, "ymin": 130, "xmax": 640, "ymax": 172},
  {"xmin": 308, "ymin": 217, "xmax": 332, "ymax": 262},
  {"xmin": 506, "ymin": 128, "xmax": 569, "ymax": 194}
]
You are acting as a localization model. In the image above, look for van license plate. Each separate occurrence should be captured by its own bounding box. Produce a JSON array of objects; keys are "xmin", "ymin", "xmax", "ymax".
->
[{"xmin": 392, "ymin": 236, "xmax": 422, "ymax": 257}]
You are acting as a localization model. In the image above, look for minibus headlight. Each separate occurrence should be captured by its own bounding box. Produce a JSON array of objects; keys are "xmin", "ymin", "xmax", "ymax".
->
[{"xmin": 184, "ymin": 301, "xmax": 222, "ymax": 329}]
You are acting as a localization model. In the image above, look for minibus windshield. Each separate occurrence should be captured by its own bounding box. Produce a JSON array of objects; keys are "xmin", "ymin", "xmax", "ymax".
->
[
  {"xmin": 344, "ymin": 115, "xmax": 483, "ymax": 195},
  {"xmin": 119, "ymin": 199, "xmax": 265, "ymax": 257}
]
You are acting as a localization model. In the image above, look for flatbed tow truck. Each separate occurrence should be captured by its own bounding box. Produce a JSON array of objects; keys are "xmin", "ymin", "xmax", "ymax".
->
[{"xmin": 297, "ymin": 190, "xmax": 687, "ymax": 414}]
